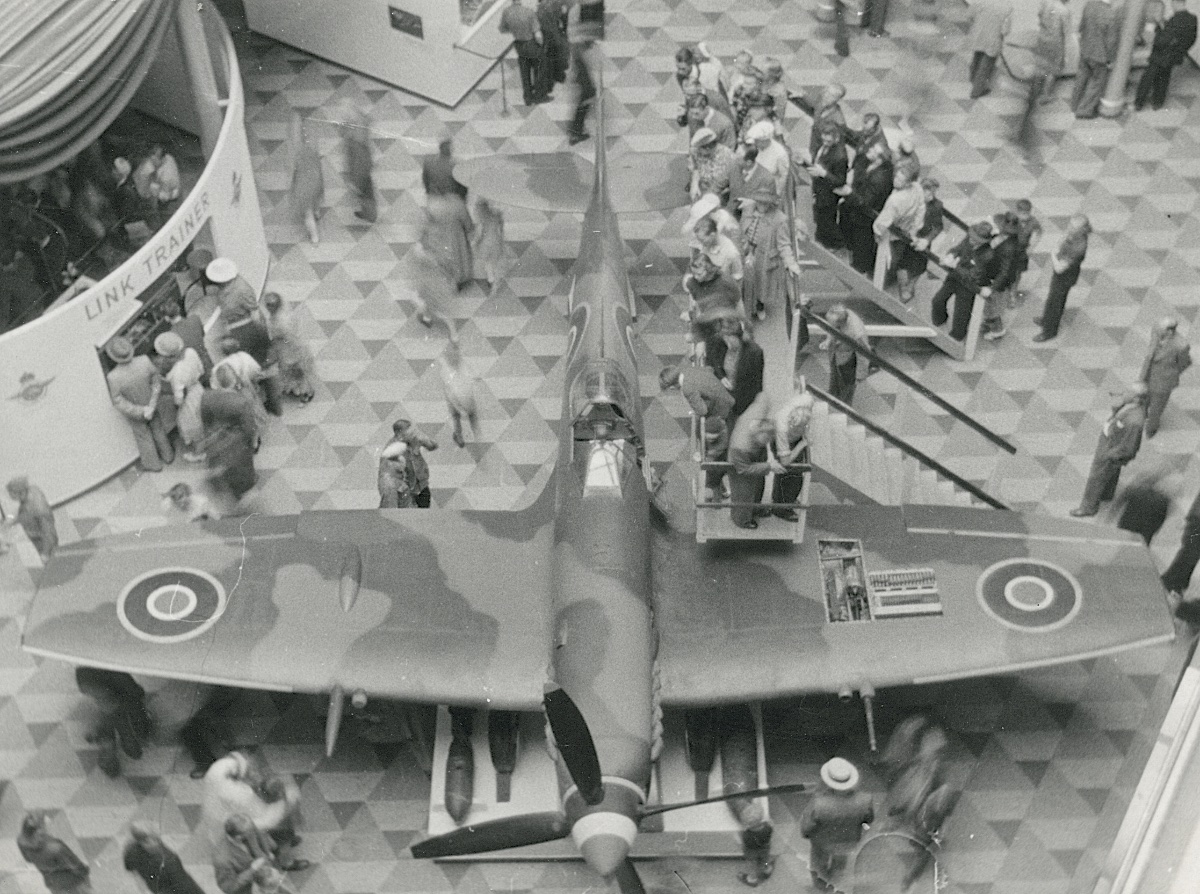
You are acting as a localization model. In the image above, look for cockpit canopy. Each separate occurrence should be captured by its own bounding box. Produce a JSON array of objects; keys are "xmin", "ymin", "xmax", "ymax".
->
[{"xmin": 569, "ymin": 361, "xmax": 638, "ymax": 445}]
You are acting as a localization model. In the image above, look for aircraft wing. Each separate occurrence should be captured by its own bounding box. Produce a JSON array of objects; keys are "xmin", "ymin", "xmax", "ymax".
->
[
  {"xmin": 651, "ymin": 505, "xmax": 1175, "ymax": 707},
  {"xmin": 21, "ymin": 490, "xmax": 555, "ymax": 710},
  {"xmin": 454, "ymin": 152, "xmax": 690, "ymax": 213}
]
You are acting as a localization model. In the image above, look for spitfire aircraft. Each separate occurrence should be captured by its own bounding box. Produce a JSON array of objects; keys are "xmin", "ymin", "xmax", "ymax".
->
[{"xmin": 21, "ymin": 88, "xmax": 1176, "ymax": 892}]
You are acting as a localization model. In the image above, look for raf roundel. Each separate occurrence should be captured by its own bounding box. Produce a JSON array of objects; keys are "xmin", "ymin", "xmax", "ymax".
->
[
  {"xmin": 976, "ymin": 558, "xmax": 1082, "ymax": 633},
  {"xmin": 117, "ymin": 568, "xmax": 228, "ymax": 643}
]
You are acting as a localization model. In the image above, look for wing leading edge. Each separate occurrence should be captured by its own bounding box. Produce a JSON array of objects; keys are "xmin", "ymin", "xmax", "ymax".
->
[
  {"xmin": 22, "ymin": 487, "xmax": 556, "ymax": 711},
  {"xmin": 652, "ymin": 505, "xmax": 1175, "ymax": 707}
]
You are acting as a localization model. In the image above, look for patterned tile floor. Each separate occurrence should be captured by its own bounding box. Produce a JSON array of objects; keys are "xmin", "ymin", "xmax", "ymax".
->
[{"xmin": 4, "ymin": 0, "xmax": 1200, "ymax": 892}]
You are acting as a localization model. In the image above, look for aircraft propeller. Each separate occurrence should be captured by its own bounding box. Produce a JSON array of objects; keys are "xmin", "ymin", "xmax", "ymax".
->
[
  {"xmin": 543, "ymin": 684, "xmax": 605, "ymax": 804},
  {"xmin": 411, "ymin": 686, "xmax": 815, "ymax": 887}
]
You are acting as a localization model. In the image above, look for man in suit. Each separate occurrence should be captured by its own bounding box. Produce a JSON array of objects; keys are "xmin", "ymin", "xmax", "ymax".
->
[
  {"xmin": 727, "ymin": 393, "xmax": 784, "ymax": 529},
  {"xmin": 106, "ymin": 336, "xmax": 175, "ymax": 472},
  {"xmin": 499, "ymin": 0, "xmax": 547, "ymax": 106},
  {"xmin": 1136, "ymin": 0, "xmax": 1199, "ymax": 110},
  {"xmin": 802, "ymin": 758, "xmax": 875, "ymax": 891},
  {"xmin": 1072, "ymin": 0, "xmax": 1121, "ymax": 118},
  {"xmin": 1071, "ymin": 386, "xmax": 1148, "ymax": 517},
  {"xmin": 1139, "ymin": 316, "xmax": 1193, "ymax": 437},
  {"xmin": 967, "ymin": 0, "xmax": 1013, "ymax": 98},
  {"xmin": 1163, "ymin": 488, "xmax": 1200, "ymax": 604}
]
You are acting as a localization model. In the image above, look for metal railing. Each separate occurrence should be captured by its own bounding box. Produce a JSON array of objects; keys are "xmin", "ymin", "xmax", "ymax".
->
[
  {"xmin": 807, "ymin": 382, "xmax": 1009, "ymax": 510},
  {"xmin": 797, "ymin": 306, "xmax": 1016, "ymax": 455}
]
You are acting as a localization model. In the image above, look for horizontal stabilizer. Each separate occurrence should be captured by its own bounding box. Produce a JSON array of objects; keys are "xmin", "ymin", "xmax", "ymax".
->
[{"xmin": 454, "ymin": 152, "xmax": 690, "ymax": 213}]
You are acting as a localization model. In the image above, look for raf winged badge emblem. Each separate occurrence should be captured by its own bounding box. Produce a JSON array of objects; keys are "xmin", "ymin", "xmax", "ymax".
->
[{"xmin": 9, "ymin": 372, "xmax": 55, "ymax": 403}]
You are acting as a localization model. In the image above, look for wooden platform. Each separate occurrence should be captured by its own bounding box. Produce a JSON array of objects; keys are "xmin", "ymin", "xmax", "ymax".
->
[{"xmin": 695, "ymin": 505, "xmax": 806, "ymax": 543}]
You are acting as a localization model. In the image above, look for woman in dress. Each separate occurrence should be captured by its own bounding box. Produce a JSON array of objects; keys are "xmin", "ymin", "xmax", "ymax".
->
[
  {"xmin": 289, "ymin": 111, "xmax": 324, "ymax": 244},
  {"xmin": 422, "ymin": 192, "xmax": 475, "ymax": 291}
]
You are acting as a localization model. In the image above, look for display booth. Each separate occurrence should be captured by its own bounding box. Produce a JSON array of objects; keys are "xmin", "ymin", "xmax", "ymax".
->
[
  {"xmin": 244, "ymin": 0, "xmax": 512, "ymax": 107},
  {"xmin": 0, "ymin": 3, "xmax": 268, "ymax": 507}
]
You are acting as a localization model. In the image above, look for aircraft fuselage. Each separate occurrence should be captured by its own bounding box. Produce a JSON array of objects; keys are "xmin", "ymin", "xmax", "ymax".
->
[{"xmin": 549, "ymin": 151, "xmax": 655, "ymax": 873}]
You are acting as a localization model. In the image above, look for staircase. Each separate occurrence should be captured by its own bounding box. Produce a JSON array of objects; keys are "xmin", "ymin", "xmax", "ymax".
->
[{"xmin": 806, "ymin": 401, "xmax": 980, "ymax": 508}]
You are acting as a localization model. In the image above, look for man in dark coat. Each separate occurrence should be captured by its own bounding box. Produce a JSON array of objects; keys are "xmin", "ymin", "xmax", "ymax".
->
[
  {"xmin": 422, "ymin": 136, "xmax": 468, "ymax": 199},
  {"xmin": 806, "ymin": 122, "xmax": 848, "ymax": 250},
  {"xmin": 726, "ymin": 393, "xmax": 783, "ymax": 529},
  {"xmin": 1071, "ymin": 386, "xmax": 1148, "ymax": 517},
  {"xmin": 124, "ymin": 824, "xmax": 205, "ymax": 894},
  {"xmin": 1136, "ymin": 0, "xmax": 1198, "ymax": 110},
  {"xmin": 225, "ymin": 309, "xmax": 281, "ymax": 417},
  {"xmin": 801, "ymin": 758, "xmax": 874, "ymax": 891},
  {"xmin": 75, "ymin": 667, "xmax": 151, "ymax": 778},
  {"xmin": 931, "ymin": 221, "xmax": 998, "ymax": 341},
  {"xmin": 537, "ymin": 0, "xmax": 570, "ymax": 94},
  {"xmin": 1163, "ymin": 488, "xmax": 1200, "ymax": 602}
]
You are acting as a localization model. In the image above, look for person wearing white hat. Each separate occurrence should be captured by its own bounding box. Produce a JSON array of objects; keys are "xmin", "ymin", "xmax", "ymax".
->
[
  {"xmin": 801, "ymin": 757, "xmax": 874, "ymax": 890},
  {"xmin": 206, "ymin": 257, "xmax": 259, "ymax": 325},
  {"xmin": 745, "ymin": 119, "xmax": 790, "ymax": 200},
  {"xmin": 106, "ymin": 336, "xmax": 175, "ymax": 472}
]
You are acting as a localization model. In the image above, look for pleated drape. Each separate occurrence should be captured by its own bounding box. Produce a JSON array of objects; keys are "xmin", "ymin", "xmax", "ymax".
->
[{"xmin": 0, "ymin": 0, "xmax": 176, "ymax": 182}]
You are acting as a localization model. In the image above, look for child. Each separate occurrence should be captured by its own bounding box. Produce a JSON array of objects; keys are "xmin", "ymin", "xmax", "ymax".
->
[
  {"xmin": 1012, "ymin": 198, "xmax": 1043, "ymax": 305},
  {"xmin": 473, "ymin": 198, "xmax": 505, "ymax": 295}
]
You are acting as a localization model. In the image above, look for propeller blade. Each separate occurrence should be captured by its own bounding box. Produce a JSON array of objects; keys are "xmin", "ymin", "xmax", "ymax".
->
[
  {"xmin": 543, "ymin": 685, "xmax": 605, "ymax": 805},
  {"xmin": 639, "ymin": 782, "xmax": 814, "ymax": 818},
  {"xmin": 613, "ymin": 857, "xmax": 646, "ymax": 894},
  {"xmin": 410, "ymin": 812, "xmax": 570, "ymax": 859}
]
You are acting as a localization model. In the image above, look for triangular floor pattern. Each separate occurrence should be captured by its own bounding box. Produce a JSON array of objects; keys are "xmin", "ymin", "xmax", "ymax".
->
[{"xmin": 7, "ymin": 1, "xmax": 1200, "ymax": 893}]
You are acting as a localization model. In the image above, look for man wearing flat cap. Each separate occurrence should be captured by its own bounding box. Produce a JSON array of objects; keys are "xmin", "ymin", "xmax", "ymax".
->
[
  {"xmin": 930, "ymin": 220, "xmax": 999, "ymax": 342},
  {"xmin": 801, "ymin": 757, "xmax": 874, "ymax": 890},
  {"xmin": 1071, "ymin": 385, "xmax": 1149, "ymax": 517},
  {"xmin": 106, "ymin": 336, "xmax": 174, "ymax": 472},
  {"xmin": 1140, "ymin": 316, "xmax": 1192, "ymax": 438}
]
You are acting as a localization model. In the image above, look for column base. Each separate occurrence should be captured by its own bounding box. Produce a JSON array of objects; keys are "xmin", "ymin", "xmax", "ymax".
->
[{"xmin": 1099, "ymin": 95, "xmax": 1127, "ymax": 118}]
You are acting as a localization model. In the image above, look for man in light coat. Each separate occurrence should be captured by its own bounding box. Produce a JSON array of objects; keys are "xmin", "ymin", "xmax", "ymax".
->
[
  {"xmin": 106, "ymin": 336, "xmax": 174, "ymax": 471},
  {"xmin": 968, "ymin": 0, "xmax": 1013, "ymax": 98},
  {"xmin": 1140, "ymin": 316, "xmax": 1192, "ymax": 437}
]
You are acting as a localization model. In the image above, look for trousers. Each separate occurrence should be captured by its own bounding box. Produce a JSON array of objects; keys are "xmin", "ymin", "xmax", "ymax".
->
[
  {"xmin": 1040, "ymin": 268, "xmax": 1079, "ymax": 338},
  {"xmin": 1078, "ymin": 457, "xmax": 1126, "ymax": 514},
  {"xmin": 1072, "ymin": 59, "xmax": 1110, "ymax": 116},
  {"xmin": 969, "ymin": 52, "xmax": 997, "ymax": 98},
  {"xmin": 1135, "ymin": 61, "xmax": 1175, "ymax": 109},
  {"xmin": 1162, "ymin": 517, "xmax": 1200, "ymax": 594},
  {"xmin": 931, "ymin": 278, "xmax": 976, "ymax": 341}
]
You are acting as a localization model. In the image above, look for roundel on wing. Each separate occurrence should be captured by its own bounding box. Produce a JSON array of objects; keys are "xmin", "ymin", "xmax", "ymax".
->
[
  {"xmin": 976, "ymin": 558, "xmax": 1081, "ymax": 633},
  {"xmin": 117, "ymin": 568, "xmax": 228, "ymax": 644}
]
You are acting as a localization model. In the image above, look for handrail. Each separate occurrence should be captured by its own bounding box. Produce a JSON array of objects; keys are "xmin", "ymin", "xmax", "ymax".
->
[
  {"xmin": 700, "ymin": 461, "xmax": 812, "ymax": 471},
  {"xmin": 808, "ymin": 382, "xmax": 1010, "ymax": 510},
  {"xmin": 801, "ymin": 307, "xmax": 1017, "ymax": 455}
]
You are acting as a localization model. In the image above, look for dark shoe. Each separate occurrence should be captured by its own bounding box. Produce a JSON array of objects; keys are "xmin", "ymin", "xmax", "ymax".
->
[
  {"xmin": 1032, "ymin": 332, "xmax": 1053, "ymax": 343},
  {"xmin": 735, "ymin": 520, "xmax": 759, "ymax": 530},
  {"xmin": 773, "ymin": 509, "xmax": 799, "ymax": 522},
  {"xmin": 1069, "ymin": 507, "xmax": 1096, "ymax": 518},
  {"xmin": 568, "ymin": 132, "xmax": 590, "ymax": 145}
]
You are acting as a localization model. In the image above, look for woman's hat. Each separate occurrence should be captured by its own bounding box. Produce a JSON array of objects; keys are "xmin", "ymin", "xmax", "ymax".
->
[
  {"xmin": 205, "ymin": 257, "xmax": 238, "ymax": 284},
  {"xmin": 746, "ymin": 120, "xmax": 775, "ymax": 142},
  {"xmin": 690, "ymin": 127, "xmax": 718, "ymax": 148},
  {"xmin": 684, "ymin": 193, "xmax": 722, "ymax": 232},
  {"xmin": 106, "ymin": 336, "xmax": 135, "ymax": 364},
  {"xmin": 820, "ymin": 757, "xmax": 860, "ymax": 791},
  {"xmin": 154, "ymin": 332, "xmax": 184, "ymax": 358},
  {"xmin": 969, "ymin": 221, "xmax": 994, "ymax": 240}
]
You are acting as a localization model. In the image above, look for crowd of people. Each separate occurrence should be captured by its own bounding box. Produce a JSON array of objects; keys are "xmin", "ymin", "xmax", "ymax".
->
[{"xmin": 0, "ymin": 135, "xmax": 182, "ymax": 333}]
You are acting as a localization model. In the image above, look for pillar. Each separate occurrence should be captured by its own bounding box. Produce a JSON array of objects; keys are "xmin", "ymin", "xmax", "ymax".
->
[
  {"xmin": 1100, "ymin": 0, "xmax": 1150, "ymax": 117},
  {"xmin": 174, "ymin": 0, "xmax": 223, "ymax": 156}
]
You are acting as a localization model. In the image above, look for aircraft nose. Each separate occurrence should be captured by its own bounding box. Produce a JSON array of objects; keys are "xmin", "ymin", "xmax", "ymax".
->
[{"xmin": 580, "ymin": 833, "xmax": 629, "ymax": 877}]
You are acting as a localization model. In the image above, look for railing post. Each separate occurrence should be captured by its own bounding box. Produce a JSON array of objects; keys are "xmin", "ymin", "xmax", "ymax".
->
[
  {"xmin": 964, "ymin": 287, "xmax": 985, "ymax": 362},
  {"xmin": 872, "ymin": 237, "xmax": 889, "ymax": 292}
]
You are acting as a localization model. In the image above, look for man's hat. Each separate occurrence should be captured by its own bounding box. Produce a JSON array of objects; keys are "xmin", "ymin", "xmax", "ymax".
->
[
  {"xmin": 154, "ymin": 332, "xmax": 184, "ymax": 359},
  {"xmin": 205, "ymin": 257, "xmax": 238, "ymax": 284},
  {"xmin": 819, "ymin": 757, "xmax": 860, "ymax": 791},
  {"xmin": 690, "ymin": 127, "xmax": 718, "ymax": 148},
  {"xmin": 106, "ymin": 336, "xmax": 135, "ymax": 364}
]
